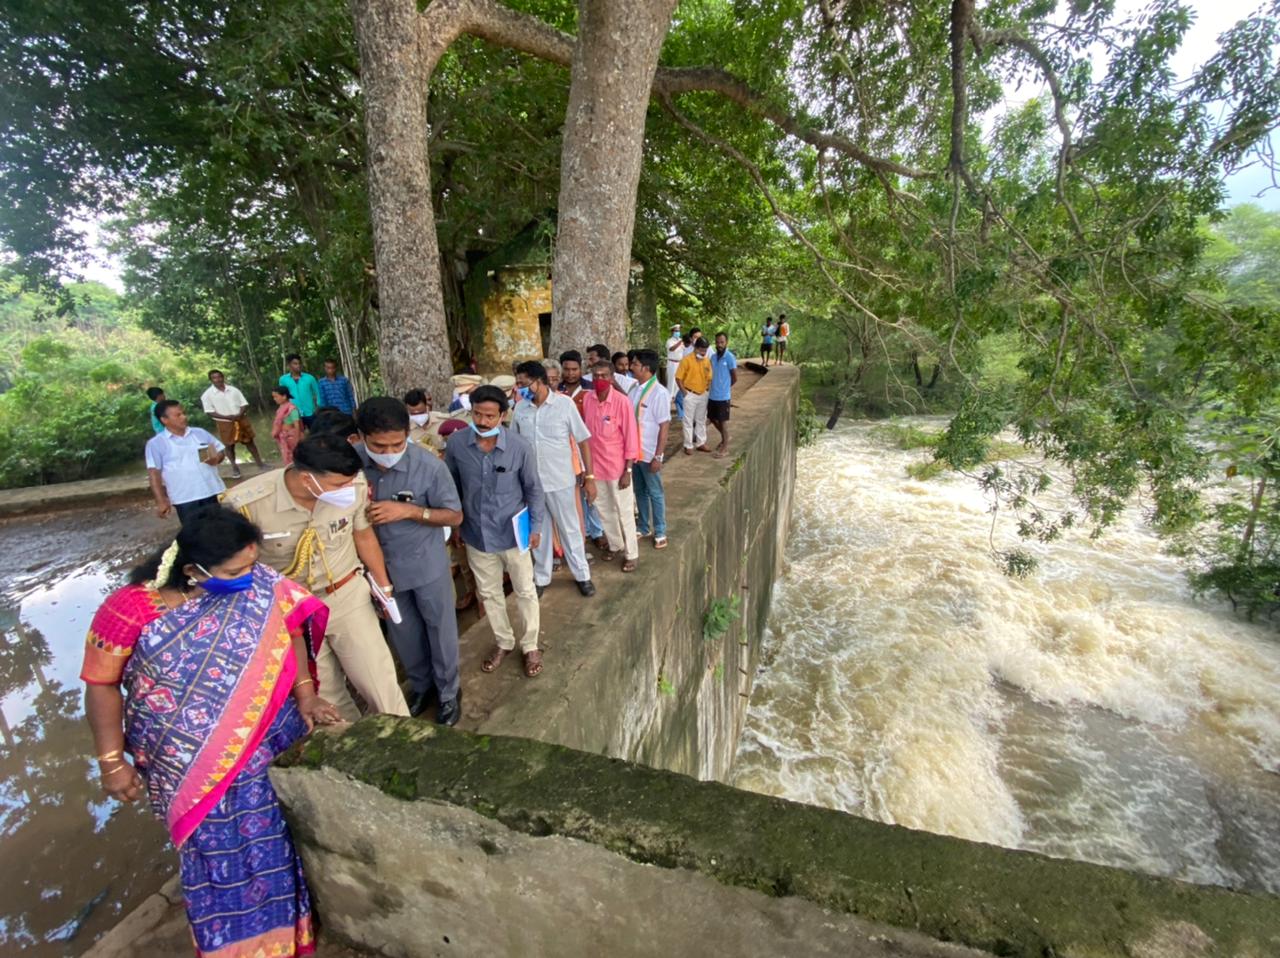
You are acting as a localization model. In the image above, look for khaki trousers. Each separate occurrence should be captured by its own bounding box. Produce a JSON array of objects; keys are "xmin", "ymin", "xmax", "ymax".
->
[
  {"xmin": 469, "ymin": 545, "xmax": 540, "ymax": 652},
  {"xmin": 595, "ymin": 478, "xmax": 639, "ymax": 560},
  {"xmin": 682, "ymin": 391, "xmax": 708, "ymax": 449},
  {"xmin": 316, "ymin": 573, "xmax": 409, "ymax": 722}
]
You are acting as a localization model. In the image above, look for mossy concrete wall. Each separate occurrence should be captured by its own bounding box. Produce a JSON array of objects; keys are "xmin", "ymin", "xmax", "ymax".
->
[
  {"xmin": 466, "ymin": 364, "xmax": 798, "ymax": 782},
  {"xmin": 273, "ymin": 719, "xmax": 1280, "ymax": 958}
]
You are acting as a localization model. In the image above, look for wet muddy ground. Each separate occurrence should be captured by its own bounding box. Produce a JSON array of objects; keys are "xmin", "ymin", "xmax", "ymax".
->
[{"xmin": 0, "ymin": 503, "xmax": 175, "ymax": 956}]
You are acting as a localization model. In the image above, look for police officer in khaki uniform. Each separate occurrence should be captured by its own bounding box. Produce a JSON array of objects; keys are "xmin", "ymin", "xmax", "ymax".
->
[{"xmin": 222, "ymin": 432, "xmax": 409, "ymax": 721}]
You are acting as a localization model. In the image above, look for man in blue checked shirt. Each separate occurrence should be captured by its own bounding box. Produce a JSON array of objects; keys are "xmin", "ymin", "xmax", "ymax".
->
[{"xmin": 318, "ymin": 358, "xmax": 356, "ymax": 414}]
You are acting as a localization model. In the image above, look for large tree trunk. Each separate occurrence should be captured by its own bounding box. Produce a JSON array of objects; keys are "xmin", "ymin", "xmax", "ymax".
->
[
  {"xmin": 548, "ymin": 0, "xmax": 678, "ymax": 355},
  {"xmin": 350, "ymin": 0, "xmax": 452, "ymax": 404}
]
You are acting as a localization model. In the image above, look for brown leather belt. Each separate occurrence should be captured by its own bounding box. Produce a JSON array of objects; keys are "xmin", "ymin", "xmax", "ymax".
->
[{"xmin": 321, "ymin": 568, "xmax": 360, "ymax": 595}]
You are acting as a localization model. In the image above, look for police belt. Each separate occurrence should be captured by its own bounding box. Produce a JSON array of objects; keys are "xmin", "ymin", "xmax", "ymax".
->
[{"xmin": 320, "ymin": 567, "xmax": 361, "ymax": 595}]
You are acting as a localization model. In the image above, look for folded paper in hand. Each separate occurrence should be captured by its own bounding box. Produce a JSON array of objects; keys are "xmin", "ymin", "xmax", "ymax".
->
[{"xmin": 366, "ymin": 573, "xmax": 403, "ymax": 624}]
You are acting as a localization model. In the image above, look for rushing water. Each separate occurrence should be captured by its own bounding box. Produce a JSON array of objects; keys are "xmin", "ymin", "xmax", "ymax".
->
[{"xmin": 731, "ymin": 420, "xmax": 1280, "ymax": 893}]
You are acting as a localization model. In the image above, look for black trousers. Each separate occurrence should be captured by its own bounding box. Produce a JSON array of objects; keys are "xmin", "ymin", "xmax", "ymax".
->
[{"xmin": 175, "ymin": 496, "xmax": 220, "ymax": 526}]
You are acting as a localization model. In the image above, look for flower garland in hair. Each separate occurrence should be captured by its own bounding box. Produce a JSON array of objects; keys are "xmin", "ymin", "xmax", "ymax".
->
[{"xmin": 149, "ymin": 539, "xmax": 180, "ymax": 591}]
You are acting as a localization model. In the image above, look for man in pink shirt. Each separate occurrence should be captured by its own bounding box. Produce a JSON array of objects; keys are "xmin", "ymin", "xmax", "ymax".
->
[{"xmin": 581, "ymin": 359, "xmax": 640, "ymax": 572}]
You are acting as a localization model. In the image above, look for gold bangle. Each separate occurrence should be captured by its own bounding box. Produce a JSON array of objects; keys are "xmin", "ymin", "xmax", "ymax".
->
[
  {"xmin": 97, "ymin": 749, "xmax": 123, "ymax": 762},
  {"xmin": 583, "ymin": 474, "xmax": 595, "ymax": 480},
  {"xmin": 100, "ymin": 762, "xmax": 128, "ymax": 775},
  {"xmin": 293, "ymin": 678, "xmax": 315, "ymax": 691}
]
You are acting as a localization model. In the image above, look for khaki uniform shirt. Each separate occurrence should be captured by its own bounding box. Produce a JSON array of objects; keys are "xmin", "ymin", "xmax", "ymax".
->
[{"xmin": 221, "ymin": 467, "xmax": 371, "ymax": 592}]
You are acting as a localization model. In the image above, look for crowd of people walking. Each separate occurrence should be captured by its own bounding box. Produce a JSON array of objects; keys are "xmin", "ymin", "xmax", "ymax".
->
[{"xmin": 86, "ymin": 318, "xmax": 794, "ymax": 956}]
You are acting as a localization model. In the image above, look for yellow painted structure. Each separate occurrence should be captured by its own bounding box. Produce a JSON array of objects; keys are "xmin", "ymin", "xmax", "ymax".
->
[{"xmin": 476, "ymin": 265, "xmax": 552, "ymax": 376}]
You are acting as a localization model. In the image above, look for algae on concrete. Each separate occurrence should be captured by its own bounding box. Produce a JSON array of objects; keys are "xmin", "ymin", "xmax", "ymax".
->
[{"xmin": 277, "ymin": 719, "xmax": 1280, "ymax": 958}]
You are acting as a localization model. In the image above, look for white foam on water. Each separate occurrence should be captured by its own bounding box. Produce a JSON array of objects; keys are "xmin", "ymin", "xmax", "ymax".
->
[{"xmin": 731, "ymin": 420, "xmax": 1280, "ymax": 890}]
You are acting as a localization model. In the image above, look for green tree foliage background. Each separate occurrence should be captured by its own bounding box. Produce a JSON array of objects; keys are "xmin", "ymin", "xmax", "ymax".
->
[{"xmin": 0, "ymin": 267, "xmax": 215, "ymax": 486}]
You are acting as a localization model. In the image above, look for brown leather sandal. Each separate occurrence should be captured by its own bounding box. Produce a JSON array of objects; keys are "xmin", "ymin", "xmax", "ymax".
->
[
  {"xmin": 621, "ymin": 558, "xmax": 637, "ymax": 573},
  {"xmin": 481, "ymin": 646, "xmax": 510, "ymax": 673},
  {"xmin": 523, "ymin": 649, "xmax": 543, "ymax": 677}
]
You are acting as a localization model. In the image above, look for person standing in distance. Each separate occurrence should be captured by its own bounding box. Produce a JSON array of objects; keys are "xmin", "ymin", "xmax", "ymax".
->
[
  {"xmin": 201, "ymin": 370, "xmax": 266, "ymax": 479},
  {"xmin": 445, "ymin": 385, "xmax": 546, "ymax": 678},
  {"xmin": 146, "ymin": 386, "xmax": 166, "ymax": 433},
  {"xmin": 357, "ymin": 397, "xmax": 465, "ymax": 725},
  {"xmin": 664, "ymin": 324, "xmax": 684, "ymax": 399},
  {"xmin": 775, "ymin": 313, "xmax": 791, "ymax": 365},
  {"xmin": 708, "ymin": 332, "xmax": 738, "ymax": 459},
  {"xmin": 279, "ymin": 354, "xmax": 322, "ymax": 429},
  {"xmin": 221, "ymin": 433, "xmax": 409, "ymax": 721},
  {"xmin": 146, "ymin": 400, "xmax": 226, "ymax": 525},
  {"xmin": 675, "ymin": 337, "xmax": 713, "ymax": 455},
  {"xmin": 318, "ymin": 358, "xmax": 357, "ymax": 414}
]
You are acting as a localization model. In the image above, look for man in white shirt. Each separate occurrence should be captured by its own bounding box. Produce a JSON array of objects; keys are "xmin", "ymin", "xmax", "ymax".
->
[
  {"xmin": 664, "ymin": 323, "xmax": 684, "ymax": 393},
  {"xmin": 146, "ymin": 400, "xmax": 227, "ymax": 526},
  {"xmin": 200, "ymin": 369, "xmax": 264, "ymax": 479},
  {"xmin": 512, "ymin": 360, "xmax": 598, "ymax": 598},
  {"xmin": 629, "ymin": 351, "xmax": 672, "ymax": 549}
]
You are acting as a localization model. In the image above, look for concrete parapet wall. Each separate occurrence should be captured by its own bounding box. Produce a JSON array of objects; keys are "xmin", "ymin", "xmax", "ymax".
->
[
  {"xmin": 470, "ymin": 364, "xmax": 799, "ymax": 781},
  {"xmin": 273, "ymin": 720, "xmax": 1280, "ymax": 958}
]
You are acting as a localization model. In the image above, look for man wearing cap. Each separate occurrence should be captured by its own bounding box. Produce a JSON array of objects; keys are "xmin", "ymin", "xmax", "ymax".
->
[
  {"xmin": 488, "ymin": 373, "xmax": 518, "ymax": 422},
  {"xmin": 449, "ymin": 374, "xmax": 484, "ymax": 412},
  {"xmin": 664, "ymin": 324, "xmax": 684, "ymax": 396}
]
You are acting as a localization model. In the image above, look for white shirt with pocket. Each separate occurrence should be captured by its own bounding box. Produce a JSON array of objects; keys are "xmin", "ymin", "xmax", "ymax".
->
[{"xmin": 145, "ymin": 428, "xmax": 226, "ymax": 505}]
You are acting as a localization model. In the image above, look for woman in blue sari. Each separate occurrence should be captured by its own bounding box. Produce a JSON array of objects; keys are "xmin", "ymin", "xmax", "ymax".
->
[{"xmin": 84, "ymin": 507, "xmax": 341, "ymax": 957}]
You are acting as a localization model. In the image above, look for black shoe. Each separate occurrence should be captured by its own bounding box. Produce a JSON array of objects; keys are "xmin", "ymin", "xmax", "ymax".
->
[
  {"xmin": 435, "ymin": 698, "xmax": 461, "ymax": 727},
  {"xmin": 536, "ymin": 584, "xmax": 547, "ymax": 598},
  {"xmin": 408, "ymin": 687, "xmax": 437, "ymax": 718},
  {"xmin": 576, "ymin": 579, "xmax": 596, "ymax": 597}
]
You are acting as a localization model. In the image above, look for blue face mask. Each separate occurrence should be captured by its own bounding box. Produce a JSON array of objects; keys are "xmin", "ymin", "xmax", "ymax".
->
[
  {"xmin": 517, "ymin": 386, "xmax": 534, "ymax": 402},
  {"xmin": 196, "ymin": 563, "xmax": 255, "ymax": 594},
  {"xmin": 470, "ymin": 422, "xmax": 501, "ymax": 438}
]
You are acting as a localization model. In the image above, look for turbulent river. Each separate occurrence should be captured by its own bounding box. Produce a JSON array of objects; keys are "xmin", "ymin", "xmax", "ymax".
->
[{"xmin": 730, "ymin": 419, "xmax": 1280, "ymax": 893}]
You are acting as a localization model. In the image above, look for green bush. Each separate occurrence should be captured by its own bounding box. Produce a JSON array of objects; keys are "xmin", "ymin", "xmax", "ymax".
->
[{"xmin": 0, "ymin": 328, "xmax": 215, "ymax": 488}]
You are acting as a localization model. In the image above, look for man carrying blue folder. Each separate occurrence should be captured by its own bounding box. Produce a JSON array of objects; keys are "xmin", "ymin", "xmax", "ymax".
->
[{"xmin": 445, "ymin": 385, "xmax": 547, "ymax": 678}]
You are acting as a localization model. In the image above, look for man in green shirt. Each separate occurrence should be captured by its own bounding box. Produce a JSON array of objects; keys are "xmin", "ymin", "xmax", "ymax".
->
[{"xmin": 279, "ymin": 353, "xmax": 322, "ymax": 428}]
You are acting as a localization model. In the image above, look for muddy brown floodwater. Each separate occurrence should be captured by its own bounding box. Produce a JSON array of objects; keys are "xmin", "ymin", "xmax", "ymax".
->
[{"xmin": 0, "ymin": 503, "xmax": 175, "ymax": 956}]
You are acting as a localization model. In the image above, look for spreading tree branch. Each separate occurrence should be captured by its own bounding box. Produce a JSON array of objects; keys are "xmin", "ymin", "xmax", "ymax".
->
[{"xmin": 416, "ymin": 0, "xmax": 932, "ymax": 181}]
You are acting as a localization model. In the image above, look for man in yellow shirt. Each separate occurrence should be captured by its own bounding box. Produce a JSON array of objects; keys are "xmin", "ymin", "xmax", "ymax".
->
[{"xmin": 674, "ymin": 337, "xmax": 713, "ymax": 454}]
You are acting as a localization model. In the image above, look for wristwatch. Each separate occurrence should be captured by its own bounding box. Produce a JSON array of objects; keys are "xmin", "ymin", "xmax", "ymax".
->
[
  {"xmin": 421, "ymin": 506, "xmax": 432, "ymax": 523},
  {"xmin": 654, "ymin": 454, "xmax": 664, "ymax": 463}
]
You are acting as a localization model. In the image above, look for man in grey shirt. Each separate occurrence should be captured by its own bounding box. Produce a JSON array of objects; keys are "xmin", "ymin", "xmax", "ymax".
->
[
  {"xmin": 357, "ymin": 397, "xmax": 465, "ymax": 724},
  {"xmin": 445, "ymin": 385, "xmax": 547, "ymax": 678},
  {"xmin": 512, "ymin": 360, "xmax": 597, "ymax": 599}
]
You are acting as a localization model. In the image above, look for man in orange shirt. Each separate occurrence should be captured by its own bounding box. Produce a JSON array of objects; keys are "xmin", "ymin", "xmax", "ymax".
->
[{"xmin": 581, "ymin": 360, "xmax": 640, "ymax": 572}]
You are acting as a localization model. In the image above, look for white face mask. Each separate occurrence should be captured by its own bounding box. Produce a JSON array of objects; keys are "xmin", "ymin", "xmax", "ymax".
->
[
  {"xmin": 367, "ymin": 448, "xmax": 406, "ymax": 468},
  {"xmin": 305, "ymin": 473, "xmax": 357, "ymax": 509},
  {"xmin": 408, "ymin": 413, "xmax": 429, "ymax": 427}
]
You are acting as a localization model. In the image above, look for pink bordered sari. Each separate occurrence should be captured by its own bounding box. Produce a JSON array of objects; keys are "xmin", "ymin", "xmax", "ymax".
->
[{"xmin": 120, "ymin": 563, "xmax": 327, "ymax": 958}]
